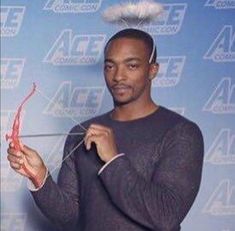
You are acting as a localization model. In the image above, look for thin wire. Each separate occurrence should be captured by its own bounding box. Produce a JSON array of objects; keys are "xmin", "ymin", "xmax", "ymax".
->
[
  {"xmin": 149, "ymin": 41, "xmax": 155, "ymax": 64},
  {"xmin": 120, "ymin": 18, "xmax": 129, "ymax": 28},
  {"xmin": 35, "ymin": 88, "xmax": 87, "ymax": 175},
  {"xmin": 49, "ymin": 138, "xmax": 85, "ymax": 175},
  {"xmin": 19, "ymin": 132, "xmax": 85, "ymax": 138},
  {"xmin": 119, "ymin": 17, "xmax": 155, "ymax": 64},
  {"xmin": 35, "ymin": 88, "xmax": 87, "ymax": 132},
  {"xmin": 137, "ymin": 18, "xmax": 145, "ymax": 28}
]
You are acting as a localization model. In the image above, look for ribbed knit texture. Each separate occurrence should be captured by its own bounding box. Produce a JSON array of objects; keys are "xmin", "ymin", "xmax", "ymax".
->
[{"xmin": 32, "ymin": 106, "xmax": 204, "ymax": 231}]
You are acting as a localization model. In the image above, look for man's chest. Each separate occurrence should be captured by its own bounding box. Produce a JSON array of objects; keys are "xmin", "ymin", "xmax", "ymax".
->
[{"xmin": 75, "ymin": 136, "xmax": 162, "ymax": 180}]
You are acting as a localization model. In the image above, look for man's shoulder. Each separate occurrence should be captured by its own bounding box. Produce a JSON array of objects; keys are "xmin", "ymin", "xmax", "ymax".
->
[
  {"xmin": 158, "ymin": 106, "xmax": 190, "ymax": 125},
  {"xmin": 159, "ymin": 106, "xmax": 203, "ymax": 138}
]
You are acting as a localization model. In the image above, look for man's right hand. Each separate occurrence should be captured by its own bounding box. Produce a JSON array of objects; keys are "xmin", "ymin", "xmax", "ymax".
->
[{"xmin": 7, "ymin": 143, "xmax": 47, "ymax": 188}]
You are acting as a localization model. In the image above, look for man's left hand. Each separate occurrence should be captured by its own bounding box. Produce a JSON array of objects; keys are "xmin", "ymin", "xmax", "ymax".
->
[{"xmin": 84, "ymin": 124, "xmax": 118, "ymax": 163}]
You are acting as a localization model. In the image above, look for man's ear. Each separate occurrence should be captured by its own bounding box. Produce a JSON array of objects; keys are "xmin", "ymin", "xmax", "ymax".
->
[{"xmin": 149, "ymin": 63, "xmax": 159, "ymax": 80}]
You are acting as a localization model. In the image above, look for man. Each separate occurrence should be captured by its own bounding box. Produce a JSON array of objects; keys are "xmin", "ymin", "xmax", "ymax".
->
[{"xmin": 7, "ymin": 29, "xmax": 204, "ymax": 231}]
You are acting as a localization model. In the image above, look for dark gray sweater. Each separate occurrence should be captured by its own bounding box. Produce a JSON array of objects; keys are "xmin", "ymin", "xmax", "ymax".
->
[{"xmin": 32, "ymin": 106, "xmax": 204, "ymax": 231}]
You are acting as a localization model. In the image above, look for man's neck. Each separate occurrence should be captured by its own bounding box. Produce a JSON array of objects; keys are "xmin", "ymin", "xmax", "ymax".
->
[{"xmin": 111, "ymin": 101, "xmax": 158, "ymax": 121}]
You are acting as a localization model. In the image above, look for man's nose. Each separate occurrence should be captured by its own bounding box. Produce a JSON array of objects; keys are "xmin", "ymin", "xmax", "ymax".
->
[{"xmin": 113, "ymin": 66, "xmax": 126, "ymax": 82}]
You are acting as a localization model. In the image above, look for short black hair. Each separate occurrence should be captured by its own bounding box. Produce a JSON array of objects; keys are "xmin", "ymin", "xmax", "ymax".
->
[{"xmin": 104, "ymin": 28, "xmax": 157, "ymax": 64}]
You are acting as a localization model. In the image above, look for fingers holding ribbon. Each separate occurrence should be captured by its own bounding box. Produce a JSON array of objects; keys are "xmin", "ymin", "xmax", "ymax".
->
[
  {"xmin": 7, "ymin": 142, "xmax": 47, "ymax": 187},
  {"xmin": 7, "ymin": 142, "xmax": 24, "ymax": 172},
  {"xmin": 84, "ymin": 124, "xmax": 118, "ymax": 163}
]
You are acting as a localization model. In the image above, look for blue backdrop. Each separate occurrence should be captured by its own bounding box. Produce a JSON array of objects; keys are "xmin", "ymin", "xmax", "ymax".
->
[{"xmin": 1, "ymin": 0, "xmax": 235, "ymax": 230}]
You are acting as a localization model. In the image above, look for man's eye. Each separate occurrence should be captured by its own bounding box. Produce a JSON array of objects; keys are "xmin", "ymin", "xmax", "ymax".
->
[
  {"xmin": 104, "ymin": 64, "xmax": 114, "ymax": 70},
  {"xmin": 128, "ymin": 64, "xmax": 139, "ymax": 69}
]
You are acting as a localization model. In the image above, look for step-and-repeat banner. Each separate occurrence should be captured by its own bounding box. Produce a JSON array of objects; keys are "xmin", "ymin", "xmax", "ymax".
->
[{"xmin": 1, "ymin": 0, "xmax": 234, "ymax": 230}]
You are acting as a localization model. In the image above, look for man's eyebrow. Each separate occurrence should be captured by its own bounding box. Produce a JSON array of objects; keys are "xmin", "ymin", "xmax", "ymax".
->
[
  {"xmin": 104, "ymin": 58, "xmax": 114, "ymax": 63},
  {"xmin": 104, "ymin": 57, "xmax": 142, "ymax": 63},
  {"xmin": 124, "ymin": 57, "xmax": 142, "ymax": 62}
]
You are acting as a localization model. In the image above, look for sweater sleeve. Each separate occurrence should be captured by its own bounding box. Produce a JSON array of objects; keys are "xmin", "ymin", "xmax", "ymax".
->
[
  {"xmin": 30, "ymin": 131, "xmax": 81, "ymax": 230},
  {"xmin": 99, "ymin": 121, "xmax": 204, "ymax": 230}
]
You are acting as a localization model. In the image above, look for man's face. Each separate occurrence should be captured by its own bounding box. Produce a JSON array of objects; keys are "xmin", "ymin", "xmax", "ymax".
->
[{"xmin": 104, "ymin": 37, "xmax": 157, "ymax": 106}]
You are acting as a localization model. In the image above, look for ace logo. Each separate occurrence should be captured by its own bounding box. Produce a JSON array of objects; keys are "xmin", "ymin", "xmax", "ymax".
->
[
  {"xmin": 204, "ymin": 25, "xmax": 235, "ymax": 62},
  {"xmin": 152, "ymin": 56, "xmax": 185, "ymax": 87},
  {"xmin": 203, "ymin": 179, "xmax": 235, "ymax": 215},
  {"xmin": 205, "ymin": 129, "xmax": 235, "ymax": 165},
  {"xmin": 44, "ymin": 0, "xmax": 103, "ymax": 13},
  {"xmin": 44, "ymin": 30, "xmax": 105, "ymax": 65},
  {"xmin": 203, "ymin": 78, "xmax": 235, "ymax": 114},
  {"xmin": 143, "ymin": 3, "xmax": 187, "ymax": 35},
  {"xmin": 0, "ymin": 6, "xmax": 25, "ymax": 37},
  {"xmin": 1, "ymin": 58, "xmax": 25, "ymax": 89},
  {"xmin": 205, "ymin": 0, "xmax": 235, "ymax": 9},
  {"xmin": 43, "ymin": 82, "xmax": 105, "ymax": 118}
]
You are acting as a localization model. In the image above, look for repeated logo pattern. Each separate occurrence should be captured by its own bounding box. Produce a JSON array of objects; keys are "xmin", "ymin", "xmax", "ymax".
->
[
  {"xmin": 43, "ymin": 81, "xmax": 105, "ymax": 117},
  {"xmin": 0, "ymin": 6, "xmax": 25, "ymax": 37},
  {"xmin": 204, "ymin": 26, "xmax": 235, "ymax": 62},
  {"xmin": 44, "ymin": 0, "xmax": 103, "ymax": 13},
  {"xmin": 143, "ymin": 3, "xmax": 187, "ymax": 35},
  {"xmin": 1, "ymin": 0, "xmax": 234, "ymax": 230},
  {"xmin": 1, "ymin": 58, "xmax": 25, "ymax": 89},
  {"xmin": 43, "ymin": 30, "xmax": 106, "ymax": 65}
]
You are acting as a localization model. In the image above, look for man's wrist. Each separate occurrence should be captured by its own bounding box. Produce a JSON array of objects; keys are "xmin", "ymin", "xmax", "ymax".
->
[
  {"xmin": 98, "ymin": 153, "xmax": 125, "ymax": 175},
  {"xmin": 28, "ymin": 167, "xmax": 48, "ymax": 191},
  {"xmin": 30, "ymin": 165, "xmax": 47, "ymax": 188}
]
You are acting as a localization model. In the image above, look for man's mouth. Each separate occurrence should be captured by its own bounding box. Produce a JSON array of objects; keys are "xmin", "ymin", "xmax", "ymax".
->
[{"xmin": 111, "ymin": 85, "xmax": 131, "ymax": 94}]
